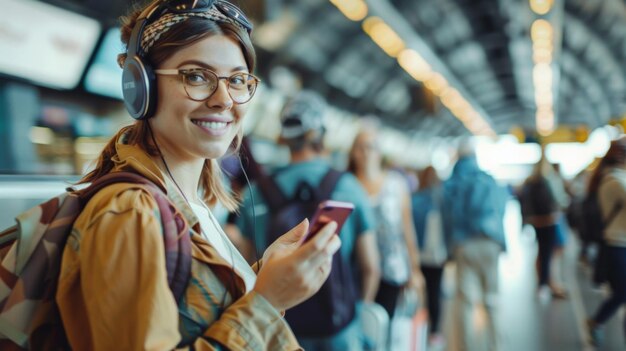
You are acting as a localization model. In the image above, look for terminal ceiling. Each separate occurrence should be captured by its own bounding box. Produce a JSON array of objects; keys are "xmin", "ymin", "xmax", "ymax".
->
[{"xmin": 58, "ymin": 0, "xmax": 626, "ymax": 138}]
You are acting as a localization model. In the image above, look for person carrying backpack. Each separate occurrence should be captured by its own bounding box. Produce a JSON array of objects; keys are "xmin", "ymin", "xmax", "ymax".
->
[
  {"xmin": 1, "ymin": 2, "xmax": 343, "ymax": 349},
  {"xmin": 237, "ymin": 91, "xmax": 380, "ymax": 350},
  {"xmin": 586, "ymin": 137, "xmax": 626, "ymax": 347},
  {"xmin": 441, "ymin": 139, "xmax": 507, "ymax": 351},
  {"xmin": 520, "ymin": 151, "xmax": 570, "ymax": 300}
]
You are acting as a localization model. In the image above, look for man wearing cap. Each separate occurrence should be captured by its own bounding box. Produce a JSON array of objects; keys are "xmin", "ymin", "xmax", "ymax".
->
[{"xmin": 236, "ymin": 91, "xmax": 380, "ymax": 350}]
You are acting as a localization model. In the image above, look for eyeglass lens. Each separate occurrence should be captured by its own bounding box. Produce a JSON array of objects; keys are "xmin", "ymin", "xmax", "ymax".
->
[{"xmin": 182, "ymin": 70, "xmax": 257, "ymax": 103}]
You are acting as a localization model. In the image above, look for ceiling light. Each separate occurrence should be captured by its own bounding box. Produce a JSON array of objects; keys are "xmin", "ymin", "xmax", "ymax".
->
[
  {"xmin": 529, "ymin": 0, "xmax": 554, "ymax": 15},
  {"xmin": 424, "ymin": 73, "xmax": 448, "ymax": 94},
  {"xmin": 397, "ymin": 49, "xmax": 432, "ymax": 81},
  {"xmin": 531, "ymin": 19, "xmax": 552, "ymax": 41},
  {"xmin": 362, "ymin": 17, "xmax": 405, "ymax": 57},
  {"xmin": 329, "ymin": 0, "xmax": 368, "ymax": 22}
]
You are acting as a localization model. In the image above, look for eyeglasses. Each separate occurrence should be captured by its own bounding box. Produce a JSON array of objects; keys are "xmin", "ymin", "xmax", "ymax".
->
[
  {"xmin": 164, "ymin": 0, "xmax": 253, "ymax": 34},
  {"xmin": 154, "ymin": 68, "xmax": 261, "ymax": 104}
]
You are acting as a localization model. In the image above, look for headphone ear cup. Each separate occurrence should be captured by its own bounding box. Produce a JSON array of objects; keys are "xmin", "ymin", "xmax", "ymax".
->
[{"xmin": 122, "ymin": 56, "xmax": 157, "ymax": 120}]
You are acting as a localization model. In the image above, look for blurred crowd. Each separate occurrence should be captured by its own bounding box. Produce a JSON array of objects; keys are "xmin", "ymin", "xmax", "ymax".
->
[{"xmin": 217, "ymin": 89, "xmax": 626, "ymax": 350}]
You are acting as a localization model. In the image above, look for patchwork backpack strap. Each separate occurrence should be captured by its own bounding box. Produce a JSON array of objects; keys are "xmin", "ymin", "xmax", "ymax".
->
[{"xmin": 78, "ymin": 172, "xmax": 192, "ymax": 304}]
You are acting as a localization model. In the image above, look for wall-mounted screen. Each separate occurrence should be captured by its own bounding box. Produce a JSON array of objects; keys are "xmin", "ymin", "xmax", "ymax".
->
[
  {"xmin": 84, "ymin": 28, "xmax": 124, "ymax": 99},
  {"xmin": 0, "ymin": 0, "xmax": 101, "ymax": 90}
]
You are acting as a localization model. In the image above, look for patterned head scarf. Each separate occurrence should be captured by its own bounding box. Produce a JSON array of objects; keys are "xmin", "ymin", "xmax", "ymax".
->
[{"xmin": 140, "ymin": 2, "xmax": 250, "ymax": 54}]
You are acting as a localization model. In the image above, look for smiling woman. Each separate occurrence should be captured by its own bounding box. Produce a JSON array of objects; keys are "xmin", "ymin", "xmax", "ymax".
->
[{"xmin": 49, "ymin": 1, "xmax": 342, "ymax": 350}]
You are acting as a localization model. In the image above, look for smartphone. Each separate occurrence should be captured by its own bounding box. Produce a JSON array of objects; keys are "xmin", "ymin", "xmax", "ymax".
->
[{"xmin": 304, "ymin": 200, "xmax": 355, "ymax": 242}]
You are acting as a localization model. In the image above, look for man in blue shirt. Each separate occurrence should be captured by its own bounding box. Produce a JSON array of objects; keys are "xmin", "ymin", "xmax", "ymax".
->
[
  {"xmin": 441, "ymin": 140, "xmax": 507, "ymax": 351},
  {"xmin": 237, "ymin": 91, "xmax": 380, "ymax": 350}
]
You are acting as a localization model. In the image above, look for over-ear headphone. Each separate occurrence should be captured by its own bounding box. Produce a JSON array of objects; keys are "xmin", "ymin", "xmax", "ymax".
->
[{"xmin": 121, "ymin": 2, "xmax": 165, "ymax": 120}]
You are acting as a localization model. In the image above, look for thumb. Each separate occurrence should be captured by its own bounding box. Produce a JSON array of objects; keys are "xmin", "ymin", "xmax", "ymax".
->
[{"xmin": 282, "ymin": 218, "xmax": 309, "ymax": 244}]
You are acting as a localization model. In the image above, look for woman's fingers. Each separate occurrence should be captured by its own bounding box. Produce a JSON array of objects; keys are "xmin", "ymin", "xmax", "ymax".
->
[
  {"xmin": 301, "ymin": 231, "xmax": 342, "ymax": 270},
  {"xmin": 298, "ymin": 221, "xmax": 338, "ymax": 257},
  {"xmin": 283, "ymin": 219, "xmax": 310, "ymax": 244}
]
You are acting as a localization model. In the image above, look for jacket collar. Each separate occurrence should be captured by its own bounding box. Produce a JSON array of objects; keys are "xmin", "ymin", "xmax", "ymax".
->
[
  {"xmin": 109, "ymin": 132, "xmax": 244, "ymax": 282},
  {"xmin": 110, "ymin": 133, "xmax": 200, "ymax": 229}
]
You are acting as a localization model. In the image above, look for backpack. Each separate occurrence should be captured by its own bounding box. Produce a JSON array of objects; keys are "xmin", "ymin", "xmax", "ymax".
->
[
  {"xmin": 443, "ymin": 169, "xmax": 506, "ymax": 246},
  {"xmin": 0, "ymin": 172, "xmax": 192, "ymax": 350},
  {"xmin": 521, "ymin": 177, "xmax": 559, "ymax": 217},
  {"xmin": 586, "ymin": 193, "xmax": 623, "ymax": 285},
  {"xmin": 257, "ymin": 169, "xmax": 358, "ymax": 337},
  {"xmin": 581, "ymin": 193, "xmax": 605, "ymax": 243}
]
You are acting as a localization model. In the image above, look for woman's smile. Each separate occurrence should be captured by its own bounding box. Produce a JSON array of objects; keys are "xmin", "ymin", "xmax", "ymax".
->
[{"xmin": 191, "ymin": 118, "xmax": 232, "ymax": 137}]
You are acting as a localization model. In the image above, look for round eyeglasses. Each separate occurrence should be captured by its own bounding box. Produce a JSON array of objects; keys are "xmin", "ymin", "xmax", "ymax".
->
[{"xmin": 154, "ymin": 68, "xmax": 261, "ymax": 104}]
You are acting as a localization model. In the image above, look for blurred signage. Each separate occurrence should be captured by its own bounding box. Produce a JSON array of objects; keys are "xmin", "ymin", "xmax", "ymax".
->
[
  {"xmin": 84, "ymin": 28, "xmax": 123, "ymax": 99},
  {"xmin": 0, "ymin": 0, "xmax": 101, "ymax": 89}
]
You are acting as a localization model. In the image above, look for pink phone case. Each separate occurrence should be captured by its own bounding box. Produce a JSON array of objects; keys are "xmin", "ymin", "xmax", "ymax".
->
[{"xmin": 304, "ymin": 200, "xmax": 355, "ymax": 242}]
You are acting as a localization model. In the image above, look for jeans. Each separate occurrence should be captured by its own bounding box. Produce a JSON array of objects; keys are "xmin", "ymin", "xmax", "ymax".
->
[
  {"xmin": 593, "ymin": 246, "xmax": 626, "ymax": 338},
  {"xmin": 534, "ymin": 225, "xmax": 557, "ymax": 286},
  {"xmin": 421, "ymin": 265, "xmax": 445, "ymax": 334}
]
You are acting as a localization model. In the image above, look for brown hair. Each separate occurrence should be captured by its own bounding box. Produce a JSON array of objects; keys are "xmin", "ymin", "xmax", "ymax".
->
[
  {"xmin": 347, "ymin": 129, "xmax": 379, "ymax": 175},
  {"xmin": 81, "ymin": 1, "xmax": 257, "ymax": 211},
  {"xmin": 587, "ymin": 136, "xmax": 626, "ymax": 195},
  {"xmin": 418, "ymin": 166, "xmax": 440, "ymax": 190}
]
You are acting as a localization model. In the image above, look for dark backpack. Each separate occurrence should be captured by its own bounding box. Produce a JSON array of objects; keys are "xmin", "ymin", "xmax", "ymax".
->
[
  {"xmin": 0, "ymin": 172, "xmax": 191, "ymax": 349},
  {"xmin": 521, "ymin": 177, "xmax": 558, "ymax": 217},
  {"xmin": 585, "ymin": 191, "xmax": 623, "ymax": 285},
  {"xmin": 257, "ymin": 169, "xmax": 358, "ymax": 337},
  {"xmin": 581, "ymin": 193, "xmax": 605, "ymax": 243}
]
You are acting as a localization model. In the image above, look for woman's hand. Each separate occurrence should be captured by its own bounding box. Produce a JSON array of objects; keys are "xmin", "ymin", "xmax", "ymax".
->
[
  {"xmin": 253, "ymin": 219, "xmax": 341, "ymax": 311},
  {"xmin": 261, "ymin": 220, "xmax": 307, "ymax": 262}
]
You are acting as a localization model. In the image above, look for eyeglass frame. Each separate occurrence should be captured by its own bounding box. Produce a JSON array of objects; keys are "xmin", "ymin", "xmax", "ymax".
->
[{"xmin": 154, "ymin": 67, "xmax": 261, "ymax": 104}]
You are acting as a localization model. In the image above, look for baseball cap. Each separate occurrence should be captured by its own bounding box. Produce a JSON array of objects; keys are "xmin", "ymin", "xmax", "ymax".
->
[{"xmin": 279, "ymin": 90, "xmax": 327, "ymax": 139}]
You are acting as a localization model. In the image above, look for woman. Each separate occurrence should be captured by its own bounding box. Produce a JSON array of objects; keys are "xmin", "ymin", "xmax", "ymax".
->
[
  {"xmin": 587, "ymin": 137, "xmax": 626, "ymax": 346},
  {"xmin": 347, "ymin": 128, "xmax": 423, "ymax": 319},
  {"xmin": 520, "ymin": 152, "xmax": 569, "ymax": 299},
  {"xmin": 56, "ymin": 1, "xmax": 340, "ymax": 349},
  {"xmin": 411, "ymin": 166, "xmax": 447, "ymax": 347}
]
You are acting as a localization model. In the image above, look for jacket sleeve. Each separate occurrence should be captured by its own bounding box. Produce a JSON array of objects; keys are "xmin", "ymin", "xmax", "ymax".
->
[{"xmin": 61, "ymin": 188, "xmax": 300, "ymax": 351}]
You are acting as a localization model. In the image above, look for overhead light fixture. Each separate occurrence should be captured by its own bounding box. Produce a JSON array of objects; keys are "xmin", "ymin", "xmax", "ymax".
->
[
  {"xmin": 423, "ymin": 73, "xmax": 448, "ymax": 94},
  {"xmin": 330, "ymin": 0, "xmax": 496, "ymax": 136},
  {"xmin": 362, "ymin": 16, "xmax": 405, "ymax": 57},
  {"xmin": 531, "ymin": 18, "xmax": 555, "ymax": 135},
  {"xmin": 397, "ymin": 49, "xmax": 432, "ymax": 81},
  {"xmin": 529, "ymin": 0, "xmax": 554, "ymax": 15},
  {"xmin": 329, "ymin": 0, "xmax": 368, "ymax": 22}
]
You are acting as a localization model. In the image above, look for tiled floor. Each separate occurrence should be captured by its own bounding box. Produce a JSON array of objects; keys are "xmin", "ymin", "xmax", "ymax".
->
[{"xmin": 434, "ymin": 201, "xmax": 624, "ymax": 351}]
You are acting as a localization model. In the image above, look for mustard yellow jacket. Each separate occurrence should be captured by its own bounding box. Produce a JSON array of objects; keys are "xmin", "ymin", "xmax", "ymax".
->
[{"xmin": 56, "ymin": 133, "xmax": 300, "ymax": 350}]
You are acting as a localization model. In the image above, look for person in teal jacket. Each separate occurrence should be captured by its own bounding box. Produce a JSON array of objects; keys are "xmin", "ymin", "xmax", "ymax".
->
[{"xmin": 441, "ymin": 140, "xmax": 507, "ymax": 351}]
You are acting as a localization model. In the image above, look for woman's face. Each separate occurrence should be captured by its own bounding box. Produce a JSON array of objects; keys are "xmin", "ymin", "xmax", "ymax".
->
[
  {"xmin": 150, "ymin": 34, "xmax": 250, "ymax": 161},
  {"xmin": 351, "ymin": 132, "xmax": 380, "ymax": 170}
]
